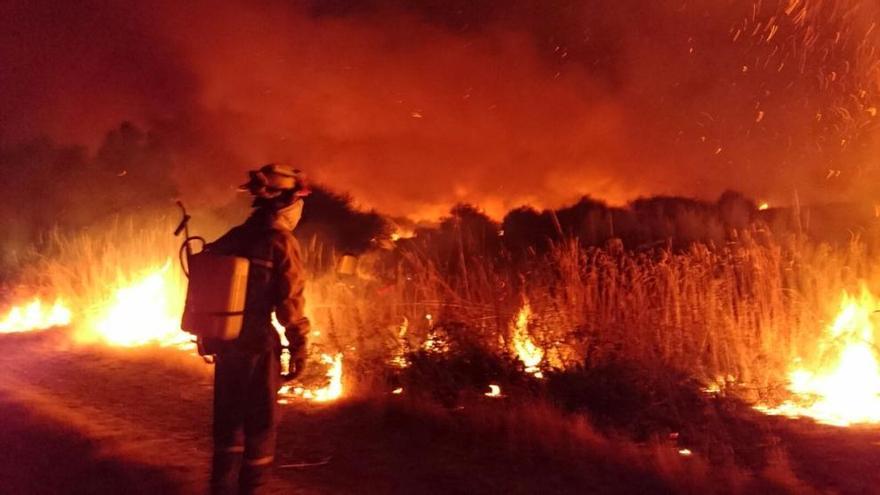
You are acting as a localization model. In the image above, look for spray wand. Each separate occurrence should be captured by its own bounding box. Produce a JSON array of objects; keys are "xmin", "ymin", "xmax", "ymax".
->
[
  {"xmin": 174, "ymin": 201, "xmax": 212, "ymax": 361},
  {"xmin": 174, "ymin": 201, "xmax": 205, "ymax": 278}
]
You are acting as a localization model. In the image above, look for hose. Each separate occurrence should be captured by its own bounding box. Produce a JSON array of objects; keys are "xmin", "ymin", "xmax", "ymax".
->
[{"xmin": 178, "ymin": 236, "xmax": 206, "ymax": 278}]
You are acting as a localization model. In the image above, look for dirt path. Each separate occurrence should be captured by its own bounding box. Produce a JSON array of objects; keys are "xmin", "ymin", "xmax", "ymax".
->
[
  {"xmin": 0, "ymin": 332, "xmax": 210, "ymax": 493},
  {"xmin": 767, "ymin": 417, "xmax": 880, "ymax": 494},
  {"xmin": 0, "ymin": 331, "xmax": 669, "ymax": 494},
  {"xmin": 0, "ymin": 331, "xmax": 325, "ymax": 494},
  {"xmin": 0, "ymin": 393, "xmax": 185, "ymax": 495}
]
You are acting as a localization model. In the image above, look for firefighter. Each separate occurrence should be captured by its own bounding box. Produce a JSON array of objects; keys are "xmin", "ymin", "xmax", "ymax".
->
[{"xmin": 205, "ymin": 163, "xmax": 310, "ymax": 495}]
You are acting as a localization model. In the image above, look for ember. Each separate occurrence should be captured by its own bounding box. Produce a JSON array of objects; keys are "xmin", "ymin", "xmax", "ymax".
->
[{"xmin": 484, "ymin": 384, "xmax": 503, "ymax": 398}]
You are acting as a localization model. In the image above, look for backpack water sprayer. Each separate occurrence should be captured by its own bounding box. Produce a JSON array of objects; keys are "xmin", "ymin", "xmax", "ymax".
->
[{"xmin": 175, "ymin": 202, "xmax": 250, "ymax": 353}]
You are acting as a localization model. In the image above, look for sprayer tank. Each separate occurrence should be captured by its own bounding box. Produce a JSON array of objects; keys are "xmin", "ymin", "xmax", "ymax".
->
[{"xmin": 181, "ymin": 252, "xmax": 249, "ymax": 340}]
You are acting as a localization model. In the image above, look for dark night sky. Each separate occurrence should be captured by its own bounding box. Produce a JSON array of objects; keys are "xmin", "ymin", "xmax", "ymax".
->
[{"xmin": 2, "ymin": 0, "xmax": 880, "ymax": 220}]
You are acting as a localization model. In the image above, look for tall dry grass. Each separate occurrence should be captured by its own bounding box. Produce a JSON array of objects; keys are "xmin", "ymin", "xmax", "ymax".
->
[
  {"xmin": 9, "ymin": 214, "xmax": 187, "ymax": 344},
  {"xmin": 6, "ymin": 213, "xmax": 880, "ymax": 399},
  {"xmin": 309, "ymin": 225, "xmax": 880, "ymax": 401}
]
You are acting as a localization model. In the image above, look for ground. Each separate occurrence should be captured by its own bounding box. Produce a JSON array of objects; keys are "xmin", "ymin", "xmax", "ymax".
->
[{"xmin": 1, "ymin": 330, "xmax": 879, "ymax": 494}]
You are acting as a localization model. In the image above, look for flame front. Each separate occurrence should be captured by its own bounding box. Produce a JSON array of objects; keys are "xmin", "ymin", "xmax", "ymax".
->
[
  {"xmin": 309, "ymin": 353, "xmax": 344, "ymax": 402},
  {"xmin": 758, "ymin": 288, "xmax": 880, "ymax": 426},
  {"xmin": 0, "ymin": 299, "xmax": 72, "ymax": 334},
  {"xmin": 83, "ymin": 260, "xmax": 191, "ymax": 348},
  {"xmin": 0, "ymin": 221, "xmax": 350, "ymax": 405}
]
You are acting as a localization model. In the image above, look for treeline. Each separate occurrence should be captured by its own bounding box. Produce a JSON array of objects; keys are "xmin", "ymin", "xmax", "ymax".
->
[
  {"xmin": 0, "ymin": 123, "xmax": 178, "ymax": 272},
  {"xmin": 4, "ymin": 121, "xmax": 877, "ymax": 275},
  {"xmin": 399, "ymin": 193, "xmax": 880, "ymax": 259},
  {"xmin": 408, "ymin": 192, "xmax": 756, "ymax": 258},
  {"xmin": 0, "ymin": 122, "xmax": 387, "ymax": 274}
]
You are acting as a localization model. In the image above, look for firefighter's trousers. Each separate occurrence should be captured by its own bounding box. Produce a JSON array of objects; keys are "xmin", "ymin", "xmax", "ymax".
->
[{"xmin": 211, "ymin": 348, "xmax": 279, "ymax": 495}]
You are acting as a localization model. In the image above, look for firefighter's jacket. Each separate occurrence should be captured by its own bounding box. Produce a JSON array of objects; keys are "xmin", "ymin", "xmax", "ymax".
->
[{"xmin": 206, "ymin": 207, "xmax": 308, "ymax": 353}]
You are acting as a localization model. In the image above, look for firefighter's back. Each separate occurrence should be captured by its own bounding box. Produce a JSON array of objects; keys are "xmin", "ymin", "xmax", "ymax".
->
[{"xmin": 208, "ymin": 211, "xmax": 293, "ymax": 353}]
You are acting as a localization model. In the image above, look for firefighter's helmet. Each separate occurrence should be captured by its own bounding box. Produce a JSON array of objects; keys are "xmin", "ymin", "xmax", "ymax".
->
[{"xmin": 240, "ymin": 163, "xmax": 310, "ymax": 200}]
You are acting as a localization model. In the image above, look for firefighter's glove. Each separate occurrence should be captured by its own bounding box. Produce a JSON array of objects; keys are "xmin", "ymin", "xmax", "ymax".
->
[{"xmin": 282, "ymin": 320, "xmax": 309, "ymax": 381}]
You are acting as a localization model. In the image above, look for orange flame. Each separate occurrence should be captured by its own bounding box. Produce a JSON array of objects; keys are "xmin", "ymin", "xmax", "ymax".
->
[
  {"xmin": 278, "ymin": 353, "xmax": 345, "ymax": 402},
  {"xmin": 81, "ymin": 260, "xmax": 191, "ymax": 348},
  {"xmin": 511, "ymin": 303, "xmax": 544, "ymax": 377},
  {"xmin": 307, "ymin": 353, "xmax": 345, "ymax": 402},
  {"xmin": 390, "ymin": 317, "xmax": 410, "ymax": 368},
  {"xmin": 273, "ymin": 313, "xmax": 345, "ymax": 402},
  {"xmin": 757, "ymin": 287, "xmax": 880, "ymax": 426},
  {"xmin": 0, "ymin": 298, "xmax": 72, "ymax": 333},
  {"xmin": 3, "ymin": 221, "xmax": 346, "ymax": 404}
]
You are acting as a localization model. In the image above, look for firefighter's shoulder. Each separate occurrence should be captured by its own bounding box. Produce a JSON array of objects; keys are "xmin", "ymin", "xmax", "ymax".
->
[{"xmin": 265, "ymin": 227, "xmax": 302, "ymax": 258}]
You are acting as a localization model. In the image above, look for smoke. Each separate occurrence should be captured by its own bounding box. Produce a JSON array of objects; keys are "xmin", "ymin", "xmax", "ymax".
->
[{"xmin": 2, "ymin": 0, "xmax": 880, "ymax": 222}]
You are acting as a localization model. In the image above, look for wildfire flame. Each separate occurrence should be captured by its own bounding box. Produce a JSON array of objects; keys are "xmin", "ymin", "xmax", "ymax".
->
[
  {"xmin": 280, "ymin": 353, "xmax": 345, "ymax": 402},
  {"xmin": 0, "ymin": 219, "xmax": 348, "ymax": 403},
  {"xmin": 0, "ymin": 298, "xmax": 72, "ymax": 333},
  {"xmin": 758, "ymin": 287, "xmax": 880, "ymax": 426},
  {"xmin": 273, "ymin": 313, "xmax": 345, "ymax": 402},
  {"xmin": 389, "ymin": 227, "xmax": 415, "ymax": 242},
  {"xmin": 511, "ymin": 303, "xmax": 544, "ymax": 377},
  {"xmin": 307, "ymin": 353, "xmax": 344, "ymax": 402},
  {"xmin": 390, "ymin": 317, "xmax": 410, "ymax": 368},
  {"xmin": 84, "ymin": 260, "xmax": 191, "ymax": 348}
]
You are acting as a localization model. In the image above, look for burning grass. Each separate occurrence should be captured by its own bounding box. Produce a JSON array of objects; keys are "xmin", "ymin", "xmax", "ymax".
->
[
  {"xmin": 341, "ymin": 228, "xmax": 880, "ymax": 401},
  {"xmin": 2, "ymin": 214, "xmax": 349, "ymax": 401},
  {"xmin": 756, "ymin": 286, "xmax": 880, "ymax": 425},
  {"xmin": 9, "ymin": 216, "xmax": 188, "ymax": 347},
  {"xmin": 0, "ymin": 298, "xmax": 71, "ymax": 334},
  {"xmin": 4, "ymin": 209, "xmax": 880, "ymax": 485}
]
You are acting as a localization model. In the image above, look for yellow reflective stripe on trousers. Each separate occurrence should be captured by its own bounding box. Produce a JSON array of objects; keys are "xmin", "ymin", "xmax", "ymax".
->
[
  {"xmin": 244, "ymin": 455, "xmax": 274, "ymax": 466},
  {"xmin": 250, "ymin": 258, "xmax": 274, "ymax": 269}
]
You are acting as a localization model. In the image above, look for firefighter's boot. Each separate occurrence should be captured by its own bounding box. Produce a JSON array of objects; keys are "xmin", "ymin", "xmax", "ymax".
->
[
  {"xmin": 210, "ymin": 449, "xmax": 243, "ymax": 495},
  {"xmin": 239, "ymin": 458, "xmax": 272, "ymax": 495}
]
